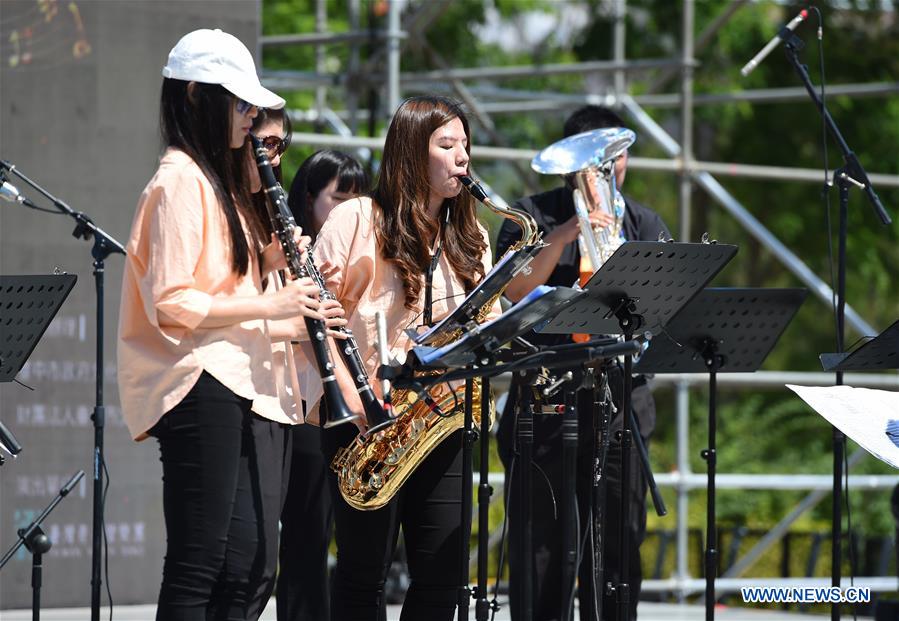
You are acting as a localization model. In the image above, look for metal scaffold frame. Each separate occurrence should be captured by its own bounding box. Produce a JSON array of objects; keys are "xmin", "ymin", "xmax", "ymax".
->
[{"xmin": 260, "ymin": 0, "xmax": 899, "ymax": 605}]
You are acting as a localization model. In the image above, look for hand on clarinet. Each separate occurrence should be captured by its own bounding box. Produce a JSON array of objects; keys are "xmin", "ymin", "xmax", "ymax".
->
[
  {"xmin": 321, "ymin": 298, "xmax": 348, "ymax": 339},
  {"xmin": 261, "ymin": 229, "xmax": 311, "ymax": 274},
  {"xmin": 267, "ymin": 277, "xmax": 322, "ymax": 321}
]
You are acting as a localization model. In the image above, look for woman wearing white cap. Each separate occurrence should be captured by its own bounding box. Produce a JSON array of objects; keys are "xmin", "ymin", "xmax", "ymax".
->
[{"xmin": 117, "ymin": 29, "xmax": 337, "ymax": 620}]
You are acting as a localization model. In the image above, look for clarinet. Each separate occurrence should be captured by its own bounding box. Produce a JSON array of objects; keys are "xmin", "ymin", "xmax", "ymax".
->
[
  {"xmin": 250, "ymin": 135, "xmax": 359, "ymax": 428},
  {"xmin": 303, "ymin": 251, "xmax": 395, "ymax": 434}
]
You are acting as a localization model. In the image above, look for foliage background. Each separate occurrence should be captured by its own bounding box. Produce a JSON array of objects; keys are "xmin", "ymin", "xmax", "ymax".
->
[{"xmin": 261, "ymin": 0, "xmax": 899, "ymax": 605}]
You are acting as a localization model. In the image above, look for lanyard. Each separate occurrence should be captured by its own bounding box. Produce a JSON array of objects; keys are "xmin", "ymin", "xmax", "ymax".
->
[{"xmin": 423, "ymin": 206, "xmax": 449, "ymax": 327}]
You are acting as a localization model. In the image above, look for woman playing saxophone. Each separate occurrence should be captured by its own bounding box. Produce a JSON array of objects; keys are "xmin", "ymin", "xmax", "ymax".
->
[{"xmin": 299, "ymin": 95, "xmax": 498, "ymax": 621}]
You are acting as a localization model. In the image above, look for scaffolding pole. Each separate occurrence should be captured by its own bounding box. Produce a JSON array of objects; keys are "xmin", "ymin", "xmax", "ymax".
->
[
  {"xmin": 386, "ymin": 0, "xmax": 401, "ymax": 117},
  {"xmin": 679, "ymin": 0, "xmax": 696, "ymax": 248}
]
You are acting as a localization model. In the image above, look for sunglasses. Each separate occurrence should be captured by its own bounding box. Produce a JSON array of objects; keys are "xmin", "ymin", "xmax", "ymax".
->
[
  {"xmin": 259, "ymin": 135, "xmax": 288, "ymax": 156},
  {"xmin": 235, "ymin": 97, "xmax": 256, "ymax": 116}
]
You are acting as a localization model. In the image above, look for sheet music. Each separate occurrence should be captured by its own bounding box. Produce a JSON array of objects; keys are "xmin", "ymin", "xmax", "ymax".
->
[{"xmin": 787, "ymin": 384, "xmax": 899, "ymax": 470}]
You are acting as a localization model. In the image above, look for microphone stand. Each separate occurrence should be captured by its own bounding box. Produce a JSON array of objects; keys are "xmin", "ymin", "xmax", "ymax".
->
[
  {"xmin": 781, "ymin": 35, "xmax": 892, "ymax": 621},
  {"xmin": 0, "ymin": 161, "xmax": 126, "ymax": 621},
  {"xmin": 0, "ymin": 470, "xmax": 85, "ymax": 621},
  {"xmin": 784, "ymin": 33, "xmax": 891, "ymax": 621}
]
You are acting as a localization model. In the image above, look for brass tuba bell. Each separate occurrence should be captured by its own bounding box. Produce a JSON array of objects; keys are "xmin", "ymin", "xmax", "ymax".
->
[{"xmin": 531, "ymin": 126, "xmax": 636, "ymax": 273}]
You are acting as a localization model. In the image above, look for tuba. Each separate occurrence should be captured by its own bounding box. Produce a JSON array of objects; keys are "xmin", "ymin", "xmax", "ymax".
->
[
  {"xmin": 331, "ymin": 175, "xmax": 542, "ymax": 510},
  {"xmin": 532, "ymin": 126, "xmax": 636, "ymax": 274},
  {"xmin": 572, "ymin": 163, "xmax": 625, "ymax": 273}
]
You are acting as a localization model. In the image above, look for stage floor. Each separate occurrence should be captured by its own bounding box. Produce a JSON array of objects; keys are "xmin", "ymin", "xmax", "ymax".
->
[{"xmin": 1, "ymin": 601, "xmax": 868, "ymax": 620}]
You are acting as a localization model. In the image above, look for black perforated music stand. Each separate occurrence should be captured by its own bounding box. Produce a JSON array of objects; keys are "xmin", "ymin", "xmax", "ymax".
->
[
  {"xmin": 820, "ymin": 319, "xmax": 899, "ymax": 372},
  {"xmin": 634, "ymin": 287, "xmax": 807, "ymax": 621},
  {"xmin": 542, "ymin": 241, "xmax": 739, "ymax": 338},
  {"xmin": 539, "ymin": 241, "xmax": 736, "ymax": 621},
  {"xmin": 0, "ymin": 274, "xmax": 77, "ymax": 383},
  {"xmin": 0, "ymin": 274, "xmax": 77, "ymax": 468}
]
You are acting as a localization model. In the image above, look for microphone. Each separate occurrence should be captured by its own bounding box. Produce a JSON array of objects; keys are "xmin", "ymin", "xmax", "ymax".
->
[
  {"xmin": 0, "ymin": 420, "xmax": 23, "ymax": 457},
  {"xmin": 740, "ymin": 9, "xmax": 808, "ymax": 77},
  {"xmin": 0, "ymin": 175, "xmax": 38, "ymax": 209},
  {"xmin": 1, "ymin": 179, "xmax": 26, "ymax": 204}
]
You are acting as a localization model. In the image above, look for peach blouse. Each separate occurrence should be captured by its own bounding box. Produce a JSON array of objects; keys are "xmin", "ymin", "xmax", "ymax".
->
[
  {"xmin": 298, "ymin": 196, "xmax": 498, "ymax": 421},
  {"xmin": 117, "ymin": 148, "xmax": 298, "ymax": 440}
]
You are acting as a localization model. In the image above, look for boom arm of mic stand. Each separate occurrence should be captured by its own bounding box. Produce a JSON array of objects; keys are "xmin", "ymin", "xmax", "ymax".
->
[
  {"xmin": 0, "ymin": 160, "xmax": 127, "ymax": 256},
  {"xmin": 782, "ymin": 39, "xmax": 891, "ymax": 225},
  {"xmin": 0, "ymin": 470, "xmax": 85, "ymax": 569}
]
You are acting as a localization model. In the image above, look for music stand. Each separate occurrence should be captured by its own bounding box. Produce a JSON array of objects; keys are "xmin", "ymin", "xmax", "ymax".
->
[
  {"xmin": 540, "ymin": 241, "xmax": 736, "ymax": 621},
  {"xmin": 820, "ymin": 319, "xmax": 899, "ymax": 372},
  {"xmin": 405, "ymin": 285, "xmax": 579, "ymax": 621},
  {"xmin": 542, "ymin": 241, "xmax": 738, "ymax": 338},
  {"xmin": 635, "ymin": 287, "xmax": 808, "ymax": 621},
  {"xmin": 0, "ymin": 273, "xmax": 77, "ymax": 467},
  {"xmin": 1, "ymin": 274, "xmax": 77, "ymax": 383}
]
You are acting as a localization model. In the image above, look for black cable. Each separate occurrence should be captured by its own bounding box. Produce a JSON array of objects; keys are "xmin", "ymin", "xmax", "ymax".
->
[
  {"xmin": 101, "ymin": 454, "xmax": 113, "ymax": 621},
  {"xmin": 489, "ymin": 386, "xmax": 558, "ymax": 619},
  {"xmin": 808, "ymin": 5, "xmax": 838, "ymax": 351},
  {"xmin": 811, "ymin": 8, "xmax": 857, "ymax": 617},
  {"xmin": 490, "ymin": 383, "xmax": 523, "ymax": 621},
  {"xmin": 844, "ymin": 448, "xmax": 858, "ymax": 621},
  {"xmin": 20, "ymin": 203, "xmax": 66, "ymax": 215},
  {"xmin": 567, "ymin": 502, "xmax": 590, "ymax": 620}
]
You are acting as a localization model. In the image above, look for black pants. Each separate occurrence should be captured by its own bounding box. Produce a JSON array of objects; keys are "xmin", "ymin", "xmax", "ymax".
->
[
  {"xmin": 499, "ymin": 378, "xmax": 655, "ymax": 621},
  {"xmin": 323, "ymin": 424, "xmax": 464, "ymax": 621},
  {"xmin": 277, "ymin": 423, "xmax": 333, "ymax": 621},
  {"xmin": 149, "ymin": 371, "xmax": 291, "ymax": 621}
]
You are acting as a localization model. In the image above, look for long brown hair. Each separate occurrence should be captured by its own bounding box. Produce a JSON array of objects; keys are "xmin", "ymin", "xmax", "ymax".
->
[
  {"xmin": 160, "ymin": 79, "xmax": 266, "ymax": 276},
  {"xmin": 372, "ymin": 96, "xmax": 486, "ymax": 309}
]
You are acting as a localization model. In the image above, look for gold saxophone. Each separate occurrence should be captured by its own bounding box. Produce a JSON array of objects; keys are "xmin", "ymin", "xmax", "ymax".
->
[{"xmin": 331, "ymin": 175, "xmax": 542, "ymax": 510}]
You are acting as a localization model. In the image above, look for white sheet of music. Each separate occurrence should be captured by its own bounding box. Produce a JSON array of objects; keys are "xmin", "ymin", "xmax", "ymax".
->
[{"xmin": 786, "ymin": 384, "xmax": 899, "ymax": 470}]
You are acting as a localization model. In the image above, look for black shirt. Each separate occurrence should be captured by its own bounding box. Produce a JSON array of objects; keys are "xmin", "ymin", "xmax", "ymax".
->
[{"xmin": 494, "ymin": 185, "xmax": 671, "ymax": 463}]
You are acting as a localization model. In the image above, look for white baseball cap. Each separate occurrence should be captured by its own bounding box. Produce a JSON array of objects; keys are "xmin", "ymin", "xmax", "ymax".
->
[{"xmin": 162, "ymin": 28, "xmax": 285, "ymax": 110}]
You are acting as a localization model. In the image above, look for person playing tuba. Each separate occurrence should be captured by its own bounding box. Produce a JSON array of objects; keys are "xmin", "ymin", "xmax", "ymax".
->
[{"xmin": 496, "ymin": 105, "xmax": 671, "ymax": 621}]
